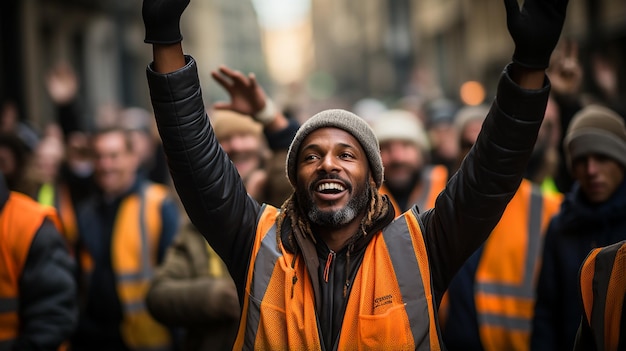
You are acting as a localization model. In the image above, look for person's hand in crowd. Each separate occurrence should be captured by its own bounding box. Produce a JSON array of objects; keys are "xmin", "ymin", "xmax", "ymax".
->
[
  {"xmin": 46, "ymin": 62, "xmax": 79, "ymax": 105},
  {"xmin": 547, "ymin": 40, "xmax": 583, "ymax": 96},
  {"xmin": 211, "ymin": 65, "xmax": 270, "ymax": 117}
]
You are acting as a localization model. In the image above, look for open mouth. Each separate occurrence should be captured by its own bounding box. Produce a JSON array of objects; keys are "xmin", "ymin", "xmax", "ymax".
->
[{"xmin": 315, "ymin": 181, "xmax": 347, "ymax": 201}]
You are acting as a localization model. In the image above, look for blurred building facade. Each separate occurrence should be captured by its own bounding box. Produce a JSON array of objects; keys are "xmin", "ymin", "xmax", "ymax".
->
[
  {"xmin": 0, "ymin": 0, "xmax": 265, "ymax": 133},
  {"xmin": 308, "ymin": 0, "xmax": 626, "ymax": 109},
  {"xmin": 2, "ymin": 0, "xmax": 625, "ymax": 131}
]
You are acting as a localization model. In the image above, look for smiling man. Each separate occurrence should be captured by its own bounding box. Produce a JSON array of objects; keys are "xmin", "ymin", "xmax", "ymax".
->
[
  {"xmin": 532, "ymin": 104, "xmax": 626, "ymax": 351},
  {"xmin": 142, "ymin": 0, "xmax": 568, "ymax": 349}
]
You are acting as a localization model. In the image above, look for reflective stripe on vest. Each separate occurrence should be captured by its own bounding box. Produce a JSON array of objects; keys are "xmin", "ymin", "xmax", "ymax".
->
[
  {"xmin": 474, "ymin": 180, "xmax": 562, "ymax": 351},
  {"xmin": 113, "ymin": 183, "xmax": 170, "ymax": 351},
  {"xmin": 0, "ymin": 192, "xmax": 59, "ymax": 345},
  {"xmin": 78, "ymin": 183, "xmax": 170, "ymax": 350},
  {"xmin": 381, "ymin": 164, "xmax": 448, "ymax": 216},
  {"xmin": 579, "ymin": 241, "xmax": 626, "ymax": 351},
  {"xmin": 234, "ymin": 205, "xmax": 442, "ymax": 350}
]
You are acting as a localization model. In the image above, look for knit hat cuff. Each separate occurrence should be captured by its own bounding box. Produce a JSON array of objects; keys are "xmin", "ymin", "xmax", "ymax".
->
[{"xmin": 565, "ymin": 130, "xmax": 626, "ymax": 170}]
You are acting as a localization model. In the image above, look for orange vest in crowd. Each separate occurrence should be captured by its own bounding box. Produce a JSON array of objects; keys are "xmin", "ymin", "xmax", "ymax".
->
[
  {"xmin": 474, "ymin": 179, "xmax": 563, "ymax": 351},
  {"xmin": 233, "ymin": 205, "xmax": 442, "ymax": 351},
  {"xmin": 79, "ymin": 183, "xmax": 171, "ymax": 350},
  {"xmin": 579, "ymin": 240, "xmax": 626, "ymax": 351},
  {"xmin": 380, "ymin": 164, "xmax": 448, "ymax": 215},
  {"xmin": 38, "ymin": 183, "xmax": 78, "ymax": 252},
  {"xmin": 0, "ymin": 192, "xmax": 61, "ymax": 348}
]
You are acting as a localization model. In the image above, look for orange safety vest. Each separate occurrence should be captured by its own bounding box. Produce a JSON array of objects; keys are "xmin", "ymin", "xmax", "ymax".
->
[
  {"xmin": 233, "ymin": 205, "xmax": 442, "ymax": 351},
  {"xmin": 474, "ymin": 179, "xmax": 563, "ymax": 351},
  {"xmin": 37, "ymin": 183, "xmax": 78, "ymax": 252},
  {"xmin": 0, "ymin": 191, "xmax": 61, "ymax": 348},
  {"xmin": 79, "ymin": 183, "xmax": 171, "ymax": 351},
  {"xmin": 380, "ymin": 164, "xmax": 448, "ymax": 215},
  {"xmin": 579, "ymin": 241, "xmax": 626, "ymax": 351}
]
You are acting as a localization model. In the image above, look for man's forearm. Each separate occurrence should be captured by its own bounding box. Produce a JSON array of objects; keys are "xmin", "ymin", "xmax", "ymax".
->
[
  {"xmin": 510, "ymin": 63, "xmax": 546, "ymax": 90},
  {"xmin": 153, "ymin": 43, "xmax": 185, "ymax": 74}
]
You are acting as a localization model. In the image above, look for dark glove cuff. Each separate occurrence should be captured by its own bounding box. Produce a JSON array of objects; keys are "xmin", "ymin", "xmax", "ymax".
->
[
  {"xmin": 512, "ymin": 50, "xmax": 550, "ymax": 70},
  {"xmin": 144, "ymin": 23, "xmax": 183, "ymax": 45}
]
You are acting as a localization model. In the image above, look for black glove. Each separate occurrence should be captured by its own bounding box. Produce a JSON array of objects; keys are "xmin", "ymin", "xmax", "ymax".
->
[
  {"xmin": 142, "ymin": 0, "xmax": 190, "ymax": 44},
  {"xmin": 504, "ymin": 0, "xmax": 569, "ymax": 69}
]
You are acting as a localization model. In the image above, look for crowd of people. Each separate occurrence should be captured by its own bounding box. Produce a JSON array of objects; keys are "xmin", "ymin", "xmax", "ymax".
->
[{"xmin": 1, "ymin": 0, "xmax": 625, "ymax": 350}]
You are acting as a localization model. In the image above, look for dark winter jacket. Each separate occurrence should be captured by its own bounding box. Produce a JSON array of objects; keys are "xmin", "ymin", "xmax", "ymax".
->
[
  {"xmin": 146, "ymin": 56, "xmax": 550, "ymax": 351},
  {"xmin": 531, "ymin": 180, "xmax": 626, "ymax": 351}
]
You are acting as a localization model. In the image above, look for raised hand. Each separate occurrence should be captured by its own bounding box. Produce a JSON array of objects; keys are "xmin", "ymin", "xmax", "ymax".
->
[
  {"xmin": 504, "ymin": 0, "xmax": 569, "ymax": 70},
  {"xmin": 547, "ymin": 40, "xmax": 583, "ymax": 96},
  {"xmin": 211, "ymin": 65, "xmax": 269, "ymax": 117},
  {"xmin": 142, "ymin": 0, "xmax": 190, "ymax": 44},
  {"xmin": 46, "ymin": 62, "xmax": 79, "ymax": 105}
]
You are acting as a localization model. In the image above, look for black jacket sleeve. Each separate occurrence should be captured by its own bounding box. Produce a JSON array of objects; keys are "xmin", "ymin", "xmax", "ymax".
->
[
  {"xmin": 421, "ymin": 64, "xmax": 551, "ymax": 303},
  {"xmin": 15, "ymin": 219, "xmax": 78, "ymax": 351},
  {"xmin": 146, "ymin": 57, "xmax": 261, "ymax": 296}
]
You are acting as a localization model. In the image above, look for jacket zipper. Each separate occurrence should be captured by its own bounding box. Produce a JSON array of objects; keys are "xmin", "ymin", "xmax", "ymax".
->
[{"xmin": 323, "ymin": 250, "xmax": 335, "ymax": 282}]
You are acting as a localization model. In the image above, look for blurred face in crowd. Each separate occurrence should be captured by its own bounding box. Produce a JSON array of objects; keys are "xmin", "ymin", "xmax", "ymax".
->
[
  {"xmin": 92, "ymin": 130, "xmax": 139, "ymax": 198},
  {"xmin": 572, "ymin": 154, "xmax": 624, "ymax": 204},
  {"xmin": 296, "ymin": 128, "xmax": 371, "ymax": 227},
  {"xmin": 32, "ymin": 137, "xmax": 65, "ymax": 183},
  {"xmin": 458, "ymin": 118, "xmax": 484, "ymax": 164},
  {"xmin": 429, "ymin": 123, "xmax": 459, "ymax": 161},
  {"xmin": 380, "ymin": 140, "xmax": 424, "ymax": 192},
  {"xmin": 129, "ymin": 130, "xmax": 155, "ymax": 166},
  {"xmin": 219, "ymin": 131, "xmax": 263, "ymax": 180}
]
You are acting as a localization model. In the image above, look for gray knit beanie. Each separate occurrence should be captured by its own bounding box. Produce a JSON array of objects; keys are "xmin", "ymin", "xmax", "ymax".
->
[
  {"xmin": 286, "ymin": 109, "xmax": 383, "ymax": 188},
  {"xmin": 563, "ymin": 104, "xmax": 626, "ymax": 172}
]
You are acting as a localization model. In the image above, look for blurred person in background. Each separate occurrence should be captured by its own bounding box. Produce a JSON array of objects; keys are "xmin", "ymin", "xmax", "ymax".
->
[
  {"xmin": 546, "ymin": 39, "xmax": 584, "ymax": 194},
  {"xmin": 574, "ymin": 239, "xmax": 626, "ymax": 351},
  {"xmin": 531, "ymin": 104, "xmax": 626, "ymax": 351},
  {"xmin": 441, "ymin": 102, "xmax": 563, "ymax": 351},
  {"xmin": 210, "ymin": 109, "xmax": 268, "ymax": 201},
  {"xmin": 372, "ymin": 109, "xmax": 447, "ymax": 214},
  {"xmin": 119, "ymin": 107, "xmax": 171, "ymax": 186},
  {"xmin": 0, "ymin": 132, "xmax": 30, "ymax": 193},
  {"xmin": 210, "ymin": 65, "xmax": 298, "ymax": 207},
  {"xmin": 0, "ymin": 100, "xmax": 39, "ymax": 152},
  {"xmin": 146, "ymin": 64, "xmax": 297, "ymax": 351},
  {"xmin": 19, "ymin": 134, "xmax": 82, "ymax": 245},
  {"xmin": 141, "ymin": 0, "xmax": 568, "ymax": 348},
  {"xmin": 0, "ymin": 171, "xmax": 77, "ymax": 350},
  {"xmin": 71, "ymin": 127, "xmax": 179, "ymax": 351},
  {"xmin": 425, "ymin": 98, "xmax": 460, "ymax": 176}
]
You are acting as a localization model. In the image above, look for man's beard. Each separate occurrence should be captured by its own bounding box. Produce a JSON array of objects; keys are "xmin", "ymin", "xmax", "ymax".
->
[
  {"xmin": 296, "ymin": 174, "xmax": 371, "ymax": 227},
  {"xmin": 385, "ymin": 163, "xmax": 422, "ymax": 195}
]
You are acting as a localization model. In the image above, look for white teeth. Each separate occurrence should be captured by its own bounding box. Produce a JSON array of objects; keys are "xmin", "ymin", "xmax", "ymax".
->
[{"xmin": 317, "ymin": 183, "xmax": 345, "ymax": 192}]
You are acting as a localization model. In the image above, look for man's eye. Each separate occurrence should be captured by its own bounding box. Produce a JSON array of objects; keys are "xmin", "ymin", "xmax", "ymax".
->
[
  {"xmin": 304, "ymin": 154, "xmax": 319, "ymax": 161},
  {"xmin": 340, "ymin": 153, "xmax": 354, "ymax": 159}
]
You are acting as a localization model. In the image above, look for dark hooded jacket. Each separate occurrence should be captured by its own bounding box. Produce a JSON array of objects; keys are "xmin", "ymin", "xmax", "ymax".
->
[
  {"xmin": 146, "ymin": 56, "xmax": 550, "ymax": 351},
  {"xmin": 532, "ymin": 179, "xmax": 626, "ymax": 351}
]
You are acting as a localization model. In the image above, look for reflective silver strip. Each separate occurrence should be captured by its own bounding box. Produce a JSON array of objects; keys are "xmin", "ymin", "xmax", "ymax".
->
[
  {"xmin": 123, "ymin": 300, "xmax": 146, "ymax": 313},
  {"xmin": 383, "ymin": 214, "xmax": 432, "ymax": 350},
  {"xmin": 244, "ymin": 222, "xmax": 281, "ymax": 350},
  {"xmin": 117, "ymin": 185, "xmax": 153, "ymax": 313},
  {"xmin": 0, "ymin": 297, "xmax": 17, "ymax": 314},
  {"xmin": 476, "ymin": 184, "xmax": 543, "ymax": 330}
]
